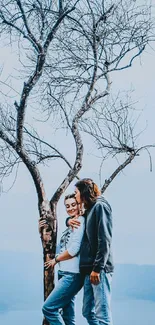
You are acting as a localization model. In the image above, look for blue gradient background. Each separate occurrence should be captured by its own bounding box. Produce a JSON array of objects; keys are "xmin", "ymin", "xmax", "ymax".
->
[{"xmin": 0, "ymin": 2, "xmax": 155, "ymax": 324}]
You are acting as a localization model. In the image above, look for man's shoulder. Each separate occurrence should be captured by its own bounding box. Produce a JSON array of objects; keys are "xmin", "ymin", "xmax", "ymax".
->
[
  {"xmin": 94, "ymin": 196, "xmax": 112, "ymax": 214},
  {"xmin": 86, "ymin": 196, "xmax": 112, "ymax": 218}
]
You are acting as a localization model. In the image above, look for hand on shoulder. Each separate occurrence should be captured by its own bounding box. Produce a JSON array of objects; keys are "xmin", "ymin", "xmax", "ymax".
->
[{"xmin": 68, "ymin": 216, "xmax": 81, "ymax": 229}]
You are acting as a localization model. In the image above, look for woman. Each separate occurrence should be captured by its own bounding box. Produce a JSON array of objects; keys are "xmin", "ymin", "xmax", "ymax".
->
[
  {"xmin": 67, "ymin": 179, "xmax": 114, "ymax": 325},
  {"xmin": 42, "ymin": 194, "xmax": 85, "ymax": 325}
]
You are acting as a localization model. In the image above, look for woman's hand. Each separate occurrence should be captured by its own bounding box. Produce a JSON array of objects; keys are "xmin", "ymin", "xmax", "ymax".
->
[
  {"xmin": 44, "ymin": 258, "xmax": 57, "ymax": 269},
  {"xmin": 38, "ymin": 219, "xmax": 47, "ymax": 233}
]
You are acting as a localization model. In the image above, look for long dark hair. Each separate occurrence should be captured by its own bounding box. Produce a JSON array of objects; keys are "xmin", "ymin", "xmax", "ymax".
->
[{"xmin": 75, "ymin": 178, "xmax": 101, "ymax": 209}]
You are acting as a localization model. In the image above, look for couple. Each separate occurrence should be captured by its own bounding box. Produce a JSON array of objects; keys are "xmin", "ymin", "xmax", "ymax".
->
[{"xmin": 42, "ymin": 178, "xmax": 114, "ymax": 325}]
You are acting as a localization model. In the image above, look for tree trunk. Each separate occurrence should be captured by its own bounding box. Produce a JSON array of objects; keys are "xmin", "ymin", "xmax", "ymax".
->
[{"xmin": 39, "ymin": 200, "xmax": 57, "ymax": 325}]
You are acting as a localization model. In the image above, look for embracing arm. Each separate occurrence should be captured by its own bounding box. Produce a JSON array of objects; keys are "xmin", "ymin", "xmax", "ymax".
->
[{"xmin": 66, "ymin": 216, "xmax": 81, "ymax": 229}]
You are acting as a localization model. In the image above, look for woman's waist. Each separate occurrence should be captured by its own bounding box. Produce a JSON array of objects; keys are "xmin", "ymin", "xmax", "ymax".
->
[{"xmin": 59, "ymin": 256, "xmax": 80, "ymax": 272}]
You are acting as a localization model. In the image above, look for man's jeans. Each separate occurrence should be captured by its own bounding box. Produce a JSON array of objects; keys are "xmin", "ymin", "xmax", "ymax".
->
[
  {"xmin": 82, "ymin": 271, "xmax": 113, "ymax": 325},
  {"xmin": 42, "ymin": 270, "xmax": 83, "ymax": 325}
]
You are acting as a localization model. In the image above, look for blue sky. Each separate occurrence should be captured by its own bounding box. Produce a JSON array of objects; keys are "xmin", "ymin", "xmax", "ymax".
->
[{"xmin": 0, "ymin": 12, "xmax": 155, "ymax": 266}]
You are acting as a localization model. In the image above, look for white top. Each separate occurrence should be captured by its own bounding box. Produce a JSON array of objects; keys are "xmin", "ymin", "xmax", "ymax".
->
[{"xmin": 57, "ymin": 216, "xmax": 85, "ymax": 273}]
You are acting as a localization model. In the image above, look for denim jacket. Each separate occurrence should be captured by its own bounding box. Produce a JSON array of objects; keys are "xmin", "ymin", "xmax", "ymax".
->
[{"xmin": 80, "ymin": 196, "xmax": 114, "ymax": 273}]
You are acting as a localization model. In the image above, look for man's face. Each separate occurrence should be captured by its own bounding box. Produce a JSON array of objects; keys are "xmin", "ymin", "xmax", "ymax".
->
[
  {"xmin": 65, "ymin": 197, "xmax": 79, "ymax": 217},
  {"xmin": 74, "ymin": 187, "xmax": 82, "ymax": 204}
]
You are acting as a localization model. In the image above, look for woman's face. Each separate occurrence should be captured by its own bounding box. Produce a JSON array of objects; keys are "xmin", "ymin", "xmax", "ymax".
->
[
  {"xmin": 74, "ymin": 187, "xmax": 82, "ymax": 204},
  {"xmin": 65, "ymin": 197, "xmax": 79, "ymax": 217}
]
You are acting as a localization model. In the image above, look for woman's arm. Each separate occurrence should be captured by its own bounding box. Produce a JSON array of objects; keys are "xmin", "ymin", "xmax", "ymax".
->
[
  {"xmin": 44, "ymin": 250, "xmax": 73, "ymax": 269},
  {"xmin": 45, "ymin": 217, "xmax": 85, "ymax": 269}
]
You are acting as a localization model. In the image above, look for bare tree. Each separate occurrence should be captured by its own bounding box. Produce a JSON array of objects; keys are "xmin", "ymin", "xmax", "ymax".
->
[
  {"xmin": 0, "ymin": 1, "xmax": 154, "ymax": 324},
  {"xmin": 79, "ymin": 93, "xmax": 155, "ymax": 192}
]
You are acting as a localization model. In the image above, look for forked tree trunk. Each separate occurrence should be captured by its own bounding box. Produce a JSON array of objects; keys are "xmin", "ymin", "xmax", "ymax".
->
[{"xmin": 39, "ymin": 200, "xmax": 57, "ymax": 325}]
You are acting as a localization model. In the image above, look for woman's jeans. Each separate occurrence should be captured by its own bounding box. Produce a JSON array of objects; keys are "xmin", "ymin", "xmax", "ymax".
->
[
  {"xmin": 82, "ymin": 270, "xmax": 113, "ymax": 325},
  {"xmin": 42, "ymin": 270, "xmax": 83, "ymax": 325}
]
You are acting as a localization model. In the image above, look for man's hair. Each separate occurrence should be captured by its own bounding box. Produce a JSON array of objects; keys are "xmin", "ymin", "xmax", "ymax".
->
[
  {"xmin": 64, "ymin": 193, "xmax": 75, "ymax": 203},
  {"xmin": 75, "ymin": 178, "xmax": 101, "ymax": 209},
  {"xmin": 45, "ymin": 227, "xmax": 52, "ymax": 233}
]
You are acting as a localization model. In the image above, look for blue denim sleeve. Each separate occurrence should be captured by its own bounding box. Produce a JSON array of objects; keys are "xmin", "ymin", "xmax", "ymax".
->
[{"xmin": 67, "ymin": 216, "xmax": 85, "ymax": 256}]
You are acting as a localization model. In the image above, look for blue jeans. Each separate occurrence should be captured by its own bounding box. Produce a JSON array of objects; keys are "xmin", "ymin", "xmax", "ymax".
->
[
  {"xmin": 82, "ymin": 271, "xmax": 113, "ymax": 325},
  {"xmin": 42, "ymin": 270, "xmax": 83, "ymax": 325}
]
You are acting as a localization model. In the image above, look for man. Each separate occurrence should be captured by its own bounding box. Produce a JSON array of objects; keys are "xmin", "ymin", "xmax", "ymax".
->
[{"xmin": 67, "ymin": 178, "xmax": 114, "ymax": 325}]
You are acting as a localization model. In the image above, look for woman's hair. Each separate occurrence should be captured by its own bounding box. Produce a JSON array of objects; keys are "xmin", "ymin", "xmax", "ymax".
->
[
  {"xmin": 75, "ymin": 178, "xmax": 101, "ymax": 209},
  {"xmin": 64, "ymin": 193, "xmax": 75, "ymax": 203}
]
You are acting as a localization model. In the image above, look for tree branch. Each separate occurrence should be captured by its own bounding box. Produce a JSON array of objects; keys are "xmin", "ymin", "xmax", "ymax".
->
[
  {"xmin": 50, "ymin": 15, "xmax": 99, "ymax": 203},
  {"xmin": 43, "ymin": 5, "xmax": 77, "ymax": 51},
  {"xmin": 113, "ymin": 46, "xmax": 146, "ymax": 71},
  {"xmin": 0, "ymin": 10, "xmax": 40, "ymax": 52},
  {"xmin": 15, "ymin": 0, "xmax": 42, "ymax": 52},
  {"xmin": 23, "ymin": 126, "xmax": 75, "ymax": 171},
  {"xmin": 0, "ymin": 127, "xmax": 46, "ymax": 204},
  {"xmin": 101, "ymin": 151, "xmax": 137, "ymax": 193},
  {"xmin": 16, "ymin": 49, "xmax": 45, "ymax": 146}
]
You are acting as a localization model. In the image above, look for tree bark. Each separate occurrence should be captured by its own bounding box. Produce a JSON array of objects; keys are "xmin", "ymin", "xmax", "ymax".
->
[{"xmin": 39, "ymin": 199, "xmax": 57, "ymax": 325}]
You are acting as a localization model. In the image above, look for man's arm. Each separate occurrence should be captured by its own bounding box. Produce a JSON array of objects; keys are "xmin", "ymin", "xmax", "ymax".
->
[
  {"xmin": 92, "ymin": 202, "xmax": 112, "ymax": 273},
  {"xmin": 66, "ymin": 216, "xmax": 81, "ymax": 229}
]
